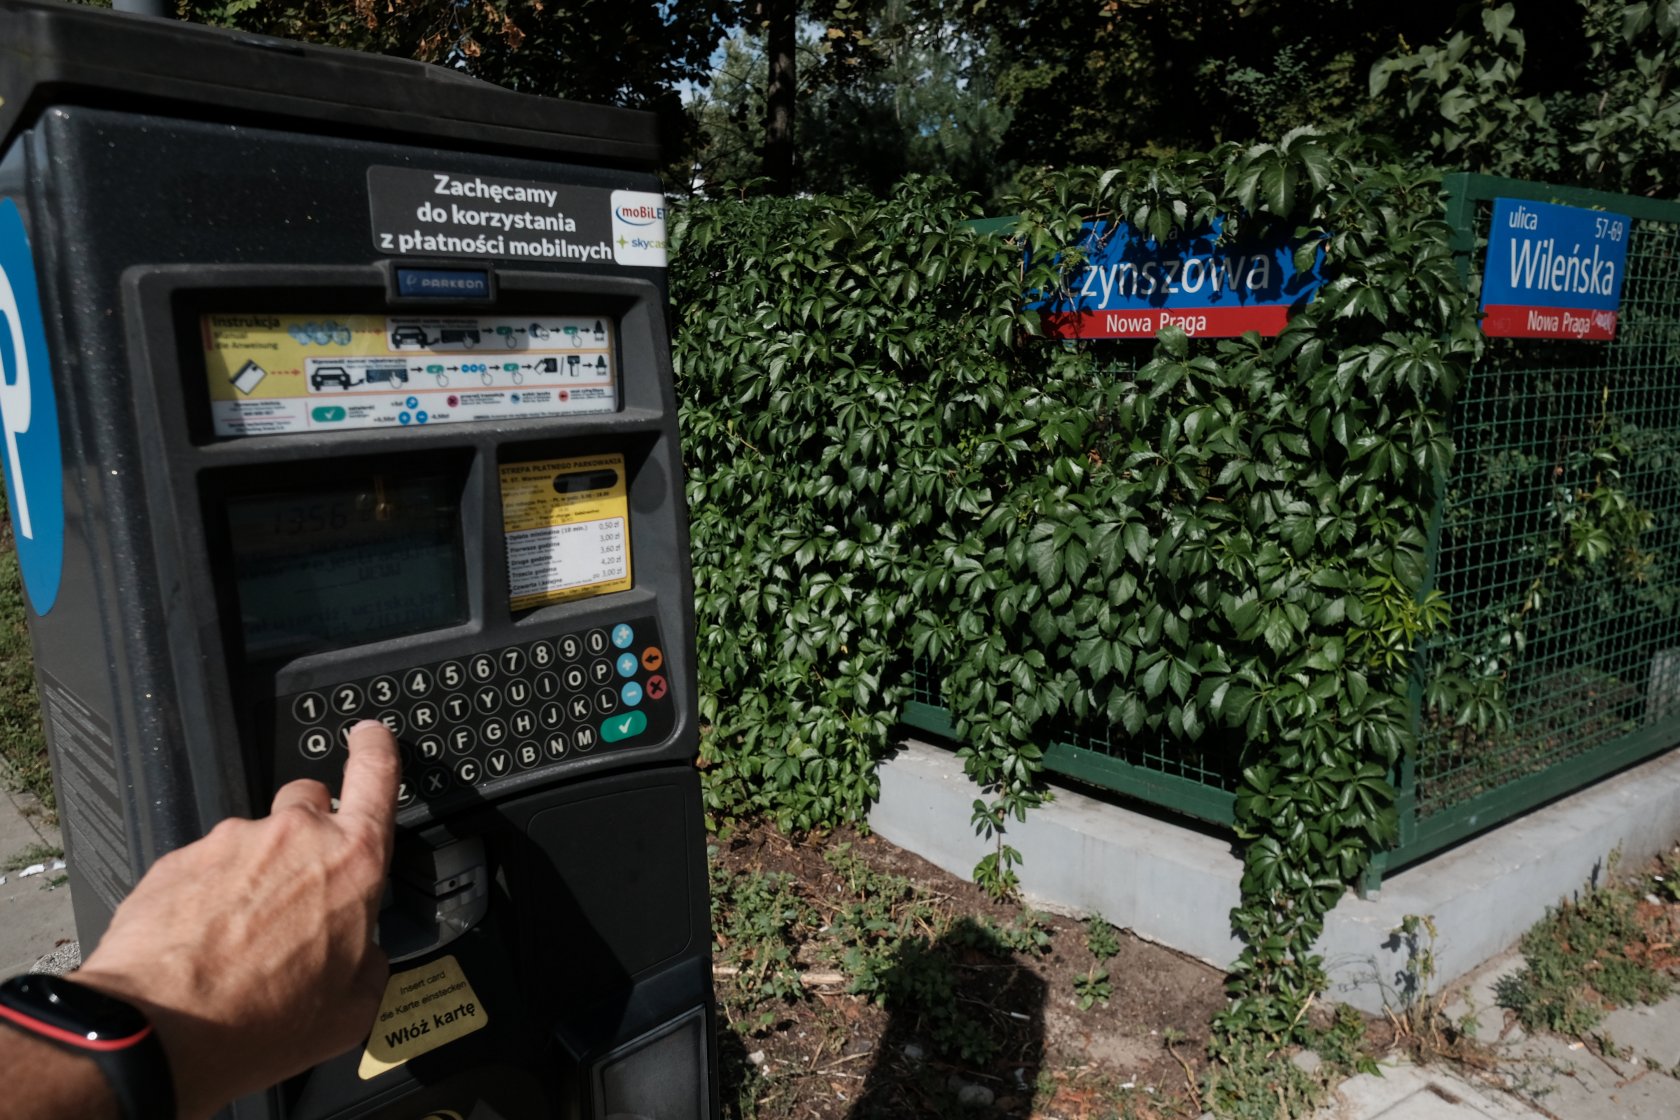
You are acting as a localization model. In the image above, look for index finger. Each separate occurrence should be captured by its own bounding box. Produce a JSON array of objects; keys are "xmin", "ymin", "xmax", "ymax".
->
[{"xmin": 338, "ymin": 719, "xmax": 400, "ymax": 851}]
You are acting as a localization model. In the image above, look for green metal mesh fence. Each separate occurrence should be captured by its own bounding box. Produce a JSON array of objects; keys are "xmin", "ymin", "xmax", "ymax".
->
[{"xmin": 904, "ymin": 175, "xmax": 1680, "ymax": 876}]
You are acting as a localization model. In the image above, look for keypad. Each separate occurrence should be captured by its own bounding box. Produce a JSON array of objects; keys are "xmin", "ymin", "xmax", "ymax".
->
[{"xmin": 274, "ymin": 615, "xmax": 674, "ymax": 815}]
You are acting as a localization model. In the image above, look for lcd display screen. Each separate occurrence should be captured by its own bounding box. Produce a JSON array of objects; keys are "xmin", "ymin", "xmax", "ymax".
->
[{"xmin": 226, "ymin": 473, "xmax": 467, "ymax": 658}]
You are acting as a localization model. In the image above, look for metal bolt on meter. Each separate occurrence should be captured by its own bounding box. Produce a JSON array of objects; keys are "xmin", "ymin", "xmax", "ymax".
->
[{"xmin": 0, "ymin": 3, "xmax": 713, "ymax": 1117}]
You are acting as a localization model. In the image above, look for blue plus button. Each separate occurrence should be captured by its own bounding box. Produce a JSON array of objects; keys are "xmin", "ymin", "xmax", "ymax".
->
[
  {"xmin": 620, "ymin": 681, "xmax": 644, "ymax": 707},
  {"xmin": 406, "ymin": 396, "xmax": 420, "ymax": 409},
  {"xmin": 615, "ymin": 652, "xmax": 638, "ymax": 678},
  {"xmin": 398, "ymin": 411, "xmax": 412, "ymax": 425},
  {"xmin": 611, "ymin": 623, "xmax": 634, "ymax": 649}
]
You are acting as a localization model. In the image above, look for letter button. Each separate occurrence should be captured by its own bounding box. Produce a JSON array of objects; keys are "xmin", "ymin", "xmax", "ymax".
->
[
  {"xmin": 594, "ymin": 687, "xmax": 618, "ymax": 715},
  {"xmin": 454, "ymin": 758, "xmax": 482, "ymax": 785},
  {"xmin": 420, "ymin": 768, "xmax": 449, "ymax": 796},
  {"xmin": 544, "ymin": 731, "xmax": 570, "ymax": 759},
  {"xmin": 409, "ymin": 701, "xmax": 439, "ymax": 731},
  {"xmin": 298, "ymin": 728, "xmax": 333, "ymax": 759},
  {"xmin": 377, "ymin": 710, "xmax": 405, "ymax": 737},
  {"xmin": 416, "ymin": 735, "xmax": 445, "ymax": 762},
  {"xmin": 589, "ymin": 659, "xmax": 613, "ymax": 686},
  {"xmin": 396, "ymin": 780, "xmax": 416, "ymax": 809},
  {"xmin": 516, "ymin": 741, "xmax": 542, "ymax": 769},
  {"xmin": 485, "ymin": 748, "xmax": 512, "ymax": 776},
  {"xmin": 562, "ymin": 665, "xmax": 587, "ymax": 692},
  {"xmin": 474, "ymin": 684, "xmax": 503, "ymax": 714}
]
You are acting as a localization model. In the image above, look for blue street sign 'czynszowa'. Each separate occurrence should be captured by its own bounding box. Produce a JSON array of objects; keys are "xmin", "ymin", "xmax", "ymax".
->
[
  {"xmin": 1026, "ymin": 218, "xmax": 1327, "ymax": 340},
  {"xmin": 1480, "ymin": 198, "xmax": 1629, "ymax": 341}
]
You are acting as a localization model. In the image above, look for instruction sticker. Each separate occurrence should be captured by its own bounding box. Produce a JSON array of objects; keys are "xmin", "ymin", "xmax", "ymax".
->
[
  {"xmin": 500, "ymin": 454, "xmax": 631, "ymax": 609},
  {"xmin": 357, "ymin": 955, "xmax": 487, "ymax": 1080},
  {"xmin": 200, "ymin": 313, "xmax": 616, "ymax": 437}
]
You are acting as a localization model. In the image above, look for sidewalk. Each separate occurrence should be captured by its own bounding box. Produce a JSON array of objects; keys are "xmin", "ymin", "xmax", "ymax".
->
[
  {"xmin": 0, "ymin": 784, "xmax": 77, "ymax": 976},
  {"xmin": 1306, "ymin": 951, "xmax": 1680, "ymax": 1120}
]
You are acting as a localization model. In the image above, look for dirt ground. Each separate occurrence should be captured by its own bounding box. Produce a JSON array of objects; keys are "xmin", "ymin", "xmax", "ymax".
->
[{"xmin": 710, "ymin": 822, "xmax": 1229, "ymax": 1119}]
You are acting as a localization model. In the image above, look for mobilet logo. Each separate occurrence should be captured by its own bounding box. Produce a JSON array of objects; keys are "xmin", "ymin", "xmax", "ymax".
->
[{"xmin": 615, "ymin": 202, "xmax": 665, "ymax": 225}]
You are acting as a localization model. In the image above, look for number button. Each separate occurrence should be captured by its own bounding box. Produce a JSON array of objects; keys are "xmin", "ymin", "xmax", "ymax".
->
[
  {"xmin": 474, "ymin": 685, "xmax": 503, "ymax": 715},
  {"xmin": 590, "ymin": 659, "xmax": 613, "ymax": 686},
  {"xmin": 469, "ymin": 654, "xmax": 496, "ymax": 682},
  {"xmin": 416, "ymin": 735, "xmax": 445, "ymax": 762},
  {"xmin": 298, "ymin": 728, "xmax": 333, "ymax": 759},
  {"xmin": 331, "ymin": 684, "xmax": 364, "ymax": 715},
  {"xmin": 438, "ymin": 661, "xmax": 465, "ymax": 689},
  {"xmin": 454, "ymin": 758, "xmax": 482, "ymax": 785},
  {"xmin": 404, "ymin": 668, "xmax": 433, "ymax": 698},
  {"xmin": 584, "ymin": 629, "xmax": 609, "ymax": 655},
  {"xmin": 500, "ymin": 647, "xmax": 526, "ymax": 675},
  {"xmin": 482, "ymin": 718, "xmax": 507, "ymax": 745},
  {"xmin": 485, "ymin": 748, "xmax": 512, "ymax": 777},
  {"xmin": 369, "ymin": 676, "xmax": 399, "ymax": 706},
  {"xmin": 529, "ymin": 641, "xmax": 554, "ymax": 668},
  {"xmin": 292, "ymin": 692, "xmax": 327, "ymax": 724},
  {"xmin": 544, "ymin": 732, "xmax": 570, "ymax": 760}
]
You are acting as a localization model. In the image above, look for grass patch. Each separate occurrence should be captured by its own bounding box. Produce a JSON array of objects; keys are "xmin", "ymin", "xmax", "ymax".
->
[
  {"xmin": 1495, "ymin": 852, "xmax": 1680, "ymax": 1037},
  {"xmin": 0, "ymin": 490, "xmax": 50, "ymax": 809},
  {"xmin": 1, "ymin": 840, "xmax": 62, "ymax": 873}
]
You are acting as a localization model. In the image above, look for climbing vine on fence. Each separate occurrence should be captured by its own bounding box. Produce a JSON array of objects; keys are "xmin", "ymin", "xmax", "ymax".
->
[{"xmin": 672, "ymin": 132, "xmax": 1483, "ymax": 1114}]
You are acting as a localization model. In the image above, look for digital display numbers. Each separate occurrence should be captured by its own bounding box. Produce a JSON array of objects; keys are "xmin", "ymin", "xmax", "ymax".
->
[{"xmin": 227, "ymin": 474, "xmax": 467, "ymax": 658}]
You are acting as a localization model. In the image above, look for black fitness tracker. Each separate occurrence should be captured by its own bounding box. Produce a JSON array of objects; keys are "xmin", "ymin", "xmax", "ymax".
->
[{"xmin": 0, "ymin": 973, "xmax": 175, "ymax": 1119}]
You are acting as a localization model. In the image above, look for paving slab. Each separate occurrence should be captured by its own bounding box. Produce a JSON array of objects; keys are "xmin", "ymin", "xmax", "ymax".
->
[
  {"xmin": 1598, "ymin": 1000, "xmax": 1680, "ymax": 1071},
  {"xmin": 1313, "ymin": 1057, "xmax": 1547, "ymax": 1120},
  {"xmin": 0, "ymin": 785, "xmax": 76, "ymax": 977}
]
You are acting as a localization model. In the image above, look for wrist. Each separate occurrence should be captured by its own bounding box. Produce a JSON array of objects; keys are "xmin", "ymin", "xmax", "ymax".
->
[{"xmin": 0, "ymin": 972, "xmax": 177, "ymax": 1120}]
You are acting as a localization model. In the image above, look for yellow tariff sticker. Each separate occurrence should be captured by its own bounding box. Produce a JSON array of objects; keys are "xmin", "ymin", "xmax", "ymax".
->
[
  {"xmin": 357, "ymin": 955, "xmax": 487, "ymax": 1080},
  {"xmin": 500, "ymin": 453, "xmax": 631, "ymax": 610},
  {"xmin": 200, "ymin": 312, "xmax": 617, "ymax": 437}
]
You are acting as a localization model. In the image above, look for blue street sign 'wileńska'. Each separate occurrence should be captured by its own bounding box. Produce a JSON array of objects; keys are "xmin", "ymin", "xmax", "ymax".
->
[
  {"xmin": 1027, "ymin": 219, "xmax": 1327, "ymax": 340},
  {"xmin": 1480, "ymin": 198, "xmax": 1629, "ymax": 341}
]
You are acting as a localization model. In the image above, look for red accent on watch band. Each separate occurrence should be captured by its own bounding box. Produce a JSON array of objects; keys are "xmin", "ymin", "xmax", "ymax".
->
[{"xmin": 0, "ymin": 1000, "xmax": 152, "ymax": 1052}]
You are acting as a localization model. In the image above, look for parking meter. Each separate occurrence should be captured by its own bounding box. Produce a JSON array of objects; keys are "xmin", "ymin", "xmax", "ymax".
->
[{"xmin": 0, "ymin": 3, "xmax": 716, "ymax": 1117}]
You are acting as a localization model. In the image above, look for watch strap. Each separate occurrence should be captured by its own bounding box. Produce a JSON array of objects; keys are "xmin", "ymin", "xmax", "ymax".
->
[{"xmin": 0, "ymin": 974, "xmax": 176, "ymax": 1120}]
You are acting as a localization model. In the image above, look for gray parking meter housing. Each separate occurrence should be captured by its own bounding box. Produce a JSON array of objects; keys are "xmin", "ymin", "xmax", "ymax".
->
[{"xmin": 0, "ymin": 4, "xmax": 715, "ymax": 1117}]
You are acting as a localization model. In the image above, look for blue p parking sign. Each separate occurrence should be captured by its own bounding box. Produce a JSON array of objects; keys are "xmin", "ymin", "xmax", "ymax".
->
[{"xmin": 0, "ymin": 199, "xmax": 64, "ymax": 614}]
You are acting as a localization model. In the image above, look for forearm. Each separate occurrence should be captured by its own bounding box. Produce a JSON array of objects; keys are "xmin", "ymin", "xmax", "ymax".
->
[{"xmin": 2, "ymin": 1025, "xmax": 119, "ymax": 1120}]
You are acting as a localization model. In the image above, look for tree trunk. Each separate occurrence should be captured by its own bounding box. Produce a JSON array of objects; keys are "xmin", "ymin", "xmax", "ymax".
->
[{"xmin": 762, "ymin": 0, "xmax": 796, "ymax": 194}]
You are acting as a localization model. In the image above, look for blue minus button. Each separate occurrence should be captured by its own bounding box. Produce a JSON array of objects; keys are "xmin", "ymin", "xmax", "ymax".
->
[{"xmin": 396, "ymin": 268, "xmax": 492, "ymax": 299}]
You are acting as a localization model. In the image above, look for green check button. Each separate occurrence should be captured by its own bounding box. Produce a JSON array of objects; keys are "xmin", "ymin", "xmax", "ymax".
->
[
  {"xmin": 601, "ymin": 709, "xmax": 647, "ymax": 743},
  {"xmin": 312, "ymin": 406, "xmax": 347, "ymax": 422}
]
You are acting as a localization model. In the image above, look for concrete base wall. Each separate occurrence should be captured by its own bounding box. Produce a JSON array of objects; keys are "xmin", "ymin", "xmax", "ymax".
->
[{"xmin": 869, "ymin": 739, "xmax": 1680, "ymax": 1013}]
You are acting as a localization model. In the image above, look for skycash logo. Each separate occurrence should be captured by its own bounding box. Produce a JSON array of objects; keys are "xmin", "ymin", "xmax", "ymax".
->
[{"xmin": 0, "ymin": 199, "xmax": 63, "ymax": 614}]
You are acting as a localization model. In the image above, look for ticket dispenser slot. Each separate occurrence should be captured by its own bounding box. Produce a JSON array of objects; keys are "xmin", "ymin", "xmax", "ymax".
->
[{"xmin": 0, "ymin": 5, "xmax": 716, "ymax": 1118}]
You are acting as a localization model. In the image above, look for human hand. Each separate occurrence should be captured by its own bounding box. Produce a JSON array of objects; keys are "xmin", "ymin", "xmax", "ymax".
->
[{"xmin": 75, "ymin": 720, "xmax": 399, "ymax": 1119}]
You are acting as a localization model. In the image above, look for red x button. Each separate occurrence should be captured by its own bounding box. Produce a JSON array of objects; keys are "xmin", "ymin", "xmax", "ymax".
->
[{"xmin": 645, "ymin": 674, "xmax": 668, "ymax": 701}]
